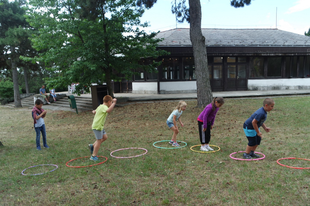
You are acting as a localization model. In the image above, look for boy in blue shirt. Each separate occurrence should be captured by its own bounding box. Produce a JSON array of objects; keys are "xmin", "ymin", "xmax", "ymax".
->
[{"xmin": 243, "ymin": 98, "xmax": 275, "ymax": 159}]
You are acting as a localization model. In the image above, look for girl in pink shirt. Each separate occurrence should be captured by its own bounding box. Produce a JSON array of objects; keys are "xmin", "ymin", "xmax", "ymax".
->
[{"xmin": 197, "ymin": 97, "xmax": 224, "ymax": 151}]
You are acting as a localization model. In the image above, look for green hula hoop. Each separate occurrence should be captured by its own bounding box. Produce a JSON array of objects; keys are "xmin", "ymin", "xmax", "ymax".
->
[
  {"xmin": 190, "ymin": 144, "xmax": 221, "ymax": 153},
  {"xmin": 153, "ymin": 140, "xmax": 187, "ymax": 149}
]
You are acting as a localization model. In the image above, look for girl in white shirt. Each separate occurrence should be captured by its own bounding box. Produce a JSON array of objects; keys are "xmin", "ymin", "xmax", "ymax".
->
[{"xmin": 166, "ymin": 101, "xmax": 187, "ymax": 146}]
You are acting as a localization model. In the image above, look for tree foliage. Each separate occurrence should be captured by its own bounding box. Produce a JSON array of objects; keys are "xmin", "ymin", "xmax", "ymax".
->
[
  {"xmin": 0, "ymin": 0, "xmax": 34, "ymax": 106},
  {"xmin": 230, "ymin": 0, "xmax": 251, "ymax": 7},
  {"xmin": 26, "ymin": 0, "xmax": 166, "ymax": 96},
  {"xmin": 305, "ymin": 28, "xmax": 310, "ymax": 36},
  {"xmin": 0, "ymin": 79, "xmax": 14, "ymax": 99}
]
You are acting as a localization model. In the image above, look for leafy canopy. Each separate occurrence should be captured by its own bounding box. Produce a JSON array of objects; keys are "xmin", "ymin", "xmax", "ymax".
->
[{"xmin": 25, "ymin": 0, "xmax": 166, "ymax": 94}]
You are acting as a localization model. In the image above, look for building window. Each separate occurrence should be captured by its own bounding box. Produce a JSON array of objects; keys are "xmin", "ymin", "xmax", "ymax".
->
[
  {"xmin": 227, "ymin": 57, "xmax": 236, "ymax": 63},
  {"xmin": 238, "ymin": 64, "xmax": 246, "ymax": 78},
  {"xmin": 214, "ymin": 57, "xmax": 223, "ymax": 63},
  {"xmin": 134, "ymin": 71, "xmax": 144, "ymax": 81},
  {"xmin": 298, "ymin": 57, "xmax": 304, "ymax": 77},
  {"xmin": 228, "ymin": 65, "xmax": 236, "ymax": 78},
  {"xmin": 183, "ymin": 57, "xmax": 196, "ymax": 80},
  {"xmin": 213, "ymin": 65, "xmax": 222, "ymax": 79},
  {"xmin": 238, "ymin": 57, "xmax": 246, "ymax": 63},
  {"xmin": 161, "ymin": 58, "xmax": 180, "ymax": 80},
  {"xmin": 147, "ymin": 68, "xmax": 158, "ymax": 80},
  {"xmin": 306, "ymin": 56, "xmax": 310, "ymax": 77},
  {"xmin": 285, "ymin": 57, "xmax": 291, "ymax": 77},
  {"xmin": 249, "ymin": 57, "xmax": 264, "ymax": 78},
  {"xmin": 291, "ymin": 57, "xmax": 298, "ymax": 77},
  {"xmin": 267, "ymin": 57, "xmax": 282, "ymax": 77}
]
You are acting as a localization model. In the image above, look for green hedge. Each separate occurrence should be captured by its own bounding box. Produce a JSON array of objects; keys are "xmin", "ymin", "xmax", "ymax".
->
[
  {"xmin": 0, "ymin": 80, "xmax": 22, "ymax": 104},
  {"xmin": 0, "ymin": 80, "xmax": 14, "ymax": 99}
]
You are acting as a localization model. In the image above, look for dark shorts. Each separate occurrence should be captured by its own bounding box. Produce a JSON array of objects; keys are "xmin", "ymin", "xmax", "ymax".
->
[{"xmin": 246, "ymin": 135, "xmax": 261, "ymax": 146}]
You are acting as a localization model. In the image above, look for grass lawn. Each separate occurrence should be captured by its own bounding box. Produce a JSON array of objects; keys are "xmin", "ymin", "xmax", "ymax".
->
[{"xmin": 0, "ymin": 96, "xmax": 310, "ymax": 205}]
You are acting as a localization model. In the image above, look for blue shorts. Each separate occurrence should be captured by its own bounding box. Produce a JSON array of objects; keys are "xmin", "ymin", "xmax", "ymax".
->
[
  {"xmin": 243, "ymin": 128, "xmax": 261, "ymax": 146},
  {"xmin": 166, "ymin": 120, "xmax": 174, "ymax": 128},
  {"xmin": 93, "ymin": 129, "xmax": 107, "ymax": 140}
]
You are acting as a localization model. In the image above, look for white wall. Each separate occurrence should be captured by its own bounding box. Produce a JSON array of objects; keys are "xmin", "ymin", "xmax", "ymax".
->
[
  {"xmin": 248, "ymin": 78, "xmax": 310, "ymax": 90},
  {"xmin": 132, "ymin": 78, "xmax": 310, "ymax": 94},
  {"xmin": 132, "ymin": 82, "xmax": 158, "ymax": 94},
  {"xmin": 160, "ymin": 81, "xmax": 197, "ymax": 94}
]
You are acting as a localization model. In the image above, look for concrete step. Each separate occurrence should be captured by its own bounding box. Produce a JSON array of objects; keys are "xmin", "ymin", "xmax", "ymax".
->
[{"xmin": 5, "ymin": 94, "xmax": 93, "ymax": 111}]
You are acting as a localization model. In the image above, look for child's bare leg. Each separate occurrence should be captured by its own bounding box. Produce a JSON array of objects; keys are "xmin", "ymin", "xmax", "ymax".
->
[
  {"xmin": 245, "ymin": 145, "xmax": 257, "ymax": 154},
  {"xmin": 92, "ymin": 134, "xmax": 108, "ymax": 156},
  {"xmin": 170, "ymin": 126, "xmax": 178, "ymax": 142}
]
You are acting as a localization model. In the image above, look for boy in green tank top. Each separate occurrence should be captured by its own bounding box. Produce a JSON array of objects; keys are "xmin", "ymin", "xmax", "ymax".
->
[{"xmin": 89, "ymin": 95, "xmax": 117, "ymax": 161}]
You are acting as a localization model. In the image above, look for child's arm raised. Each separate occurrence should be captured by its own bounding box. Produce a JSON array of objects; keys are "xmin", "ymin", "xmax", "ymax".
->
[
  {"xmin": 252, "ymin": 119, "xmax": 262, "ymax": 137},
  {"xmin": 107, "ymin": 98, "xmax": 117, "ymax": 113}
]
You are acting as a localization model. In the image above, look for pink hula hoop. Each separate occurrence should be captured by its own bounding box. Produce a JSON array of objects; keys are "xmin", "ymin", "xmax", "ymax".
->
[
  {"xmin": 229, "ymin": 151, "xmax": 265, "ymax": 161},
  {"xmin": 110, "ymin": 147, "xmax": 148, "ymax": 159}
]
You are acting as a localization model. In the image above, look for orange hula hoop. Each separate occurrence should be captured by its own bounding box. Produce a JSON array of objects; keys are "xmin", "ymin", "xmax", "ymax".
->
[{"xmin": 277, "ymin": 157, "xmax": 310, "ymax": 169}]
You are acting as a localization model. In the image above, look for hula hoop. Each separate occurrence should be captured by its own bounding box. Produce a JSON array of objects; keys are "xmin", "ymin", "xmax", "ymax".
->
[
  {"xmin": 21, "ymin": 164, "xmax": 58, "ymax": 176},
  {"xmin": 66, "ymin": 156, "xmax": 108, "ymax": 168},
  {"xmin": 229, "ymin": 151, "xmax": 265, "ymax": 161},
  {"xmin": 153, "ymin": 140, "xmax": 187, "ymax": 149},
  {"xmin": 190, "ymin": 144, "xmax": 221, "ymax": 153},
  {"xmin": 110, "ymin": 147, "xmax": 148, "ymax": 159},
  {"xmin": 277, "ymin": 157, "xmax": 310, "ymax": 169}
]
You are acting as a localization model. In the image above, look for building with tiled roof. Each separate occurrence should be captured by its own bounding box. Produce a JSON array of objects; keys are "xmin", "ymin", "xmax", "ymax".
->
[{"xmin": 132, "ymin": 28, "xmax": 310, "ymax": 94}]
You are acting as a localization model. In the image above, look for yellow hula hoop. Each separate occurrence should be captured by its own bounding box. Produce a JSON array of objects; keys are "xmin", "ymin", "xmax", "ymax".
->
[{"xmin": 190, "ymin": 144, "xmax": 221, "ymax": 153}]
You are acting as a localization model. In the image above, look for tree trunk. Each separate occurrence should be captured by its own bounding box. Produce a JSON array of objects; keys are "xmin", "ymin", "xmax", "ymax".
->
[
  {"xmin": 105, "ymin": 68, "xmax": 114, "ymax": 98},
  {"xmin": 189, "ymin": 0, "xmax": 213, "ymax": 108},
  {"xmin": 11, "ymin": 46, "xmax": 22, "ymax": 107},
  {"xmin": 12, "ymin": 63, "xmax": 22, "ymax": 107},
  {"xmin": 24, "ymin": 67, "xmax": 30, "ymax": 94}
]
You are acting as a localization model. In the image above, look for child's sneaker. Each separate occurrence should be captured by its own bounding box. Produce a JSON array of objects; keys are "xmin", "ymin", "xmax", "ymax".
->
[
  {"xmin": 88, "ymin": 144, "xmax": 94, "ymax": 155},
  {"xmin": 206, "ymin": 145, "xmax": 214, "ymax": 151},
  {"xmin": 200, "ymin": 146, "xmax": 209, "ymax": 151},
  {"xmin": 243, "ymin": 153, "xmax": 252, "ymax": 159},
  {"xmin": 44, "ymin": 145, "xmax": 49, "ymax": 148},
  {"xmin": 172, "ymin": 142, "xmax": 180, "ymax": 147},
  {"xmin": 90, "ymin": 156, "xmax": 99, "ymax": 161},
  {"xmin": 37, "ymin": 146, "xmax": 41, "ymax": 151},
  {"xmin": 168, "ymin": 140, "xmax": 174, "ymax": 145},
  {"xmin": 250, "ymin": 151, "xmax": 260, "ymax": 158}
]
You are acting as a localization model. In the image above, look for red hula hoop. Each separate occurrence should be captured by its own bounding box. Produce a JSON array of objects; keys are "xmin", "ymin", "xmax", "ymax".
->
[
  {"xmin": 229, "ymin": 151, "xmax": 266, "ymax": 161},
  {"xmin": 110, "ymin": 147, "xmax": 148, "ymax": 159},
  {"xmin": 277, "ymin": 157, "xmax": 310, "ymax": 169},
  {"xmin": 66, "ymin": 156, "xmax": 108, "ymax": 168}
]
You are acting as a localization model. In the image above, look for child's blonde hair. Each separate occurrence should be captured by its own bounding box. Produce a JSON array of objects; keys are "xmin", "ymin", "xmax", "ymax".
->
[{"xmin": 175, "ymin": 100, "xmax": 187, "ymax": 112}]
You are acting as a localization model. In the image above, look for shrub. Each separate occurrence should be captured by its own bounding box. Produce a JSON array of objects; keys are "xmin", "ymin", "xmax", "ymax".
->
[{"xmin": 0, "ymin": 80, "xmax": 14, "ymax": 99}]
